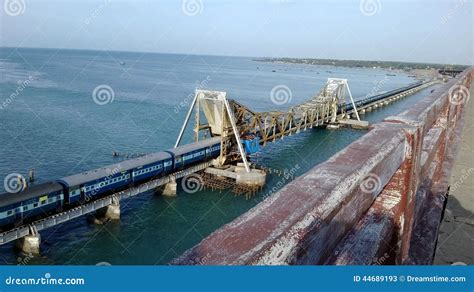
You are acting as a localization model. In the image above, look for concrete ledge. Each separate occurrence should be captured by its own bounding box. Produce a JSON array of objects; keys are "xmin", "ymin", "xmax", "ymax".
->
[{"xmin": 173, "ymin": 124, "xmax": 409, "ymax": 265}]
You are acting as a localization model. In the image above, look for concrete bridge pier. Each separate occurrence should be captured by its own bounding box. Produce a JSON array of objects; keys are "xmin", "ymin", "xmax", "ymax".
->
[
  {"xmin": 16, "ymin": 225, "xmax": 40, "ymax": 256},
  {"xmin": 94, "ymin": 196, "xmax": 121, "ymax": 222},
  {"xmin": 235, "ymin": 164, "xmax": 266, "ymax": 187},
  {"xmin": 162, "ymin": 180, "xmax": 177, "ymax": 197}
]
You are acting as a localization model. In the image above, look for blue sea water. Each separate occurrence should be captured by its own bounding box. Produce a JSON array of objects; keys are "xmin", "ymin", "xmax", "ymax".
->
[{"xmin": 0, "ymin": 47, "xmax": 438, "ymax": 265}]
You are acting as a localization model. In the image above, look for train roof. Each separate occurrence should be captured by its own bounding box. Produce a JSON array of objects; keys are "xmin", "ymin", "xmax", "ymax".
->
[
  {"xmin": 58, "ymin": 138, "xmax": 221, "ymax": 188},
  {"xmin": 119, "ymin": 151, "xmax": 171, "ymax": 170},
  {"xmin": 58, "ymin": 151, "xmax": 172, "ymax": 187},
  {"xmin": 166, "ymin": 137, "xmax": 221, "ymax": 156},
  {"xmin": 0, "ymin": 182, "xmax": 63, "ymax": 208}
]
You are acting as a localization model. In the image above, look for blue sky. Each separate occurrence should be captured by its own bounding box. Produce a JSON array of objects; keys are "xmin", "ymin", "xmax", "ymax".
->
[{"xmin": 0, "ymin": 0, "xmax": 472, "ymax": 65}]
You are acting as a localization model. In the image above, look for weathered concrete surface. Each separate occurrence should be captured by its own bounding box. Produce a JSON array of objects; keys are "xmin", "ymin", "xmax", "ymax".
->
[
  {"xmin": 172, "ymin": 68, "xmax": 473, "ymax": 265},
  {"xmin": 16, "ymin": 234, "xmax": 41, "ymax": 256},
  {"xmin": 434, "ymin": 82, "xmax": 474, "ymax": 265},
  {"xmin": 174, "ymin": 125, "xmax": 408, "ymax": 265}
]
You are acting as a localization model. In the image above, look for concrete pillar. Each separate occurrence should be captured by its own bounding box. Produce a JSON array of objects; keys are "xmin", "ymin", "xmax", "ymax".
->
[
  {"xmin": 103, "ymin": 202, "xmax": 120, "ymax": 220},
  {"xmin": 94, "ymin": 198, "xmax": 120, "ymax": 222},
  {"xmin": 236, "ymin": 169, "xmax": 266, "ymax": 187},
  {"xmin": 162, "ymin": 181, "xmax": 177, "ymax": 197},
  {"xmin": 16, "ymin": 227, "xmax": 40, "ymax": 256}
]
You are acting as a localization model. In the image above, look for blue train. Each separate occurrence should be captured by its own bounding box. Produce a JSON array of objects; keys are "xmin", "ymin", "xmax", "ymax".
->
[{"xmin": 0, "ymin": 137, "xmax": 221, "ymax": 230}]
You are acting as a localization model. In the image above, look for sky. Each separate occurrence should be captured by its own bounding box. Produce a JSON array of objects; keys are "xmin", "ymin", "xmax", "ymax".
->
[{"xmin": 0, "ymin": 0, "xmax": 472, "ymax": 65}]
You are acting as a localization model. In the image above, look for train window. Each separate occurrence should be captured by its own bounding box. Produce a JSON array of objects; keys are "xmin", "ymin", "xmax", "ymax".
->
[
  {"xmin": 41, "ymin": 200, "xmax": 46, "ymax": 205},
  {"xmin": 7, "ymin": 210, "xmax": 13, "ymax": 215},
  {"xmin": 33, "ymin": 203, "xmax": 38, "ymax": 208},
  {"xmin": 23, "ymin": 206, "xmax": 28, "ymax": 211}
]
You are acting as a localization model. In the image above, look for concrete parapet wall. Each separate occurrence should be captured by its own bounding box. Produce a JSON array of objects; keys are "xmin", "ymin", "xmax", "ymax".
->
[{"xmin": 172, "ymin": 68, "xmax": 473, "ymax": 265}]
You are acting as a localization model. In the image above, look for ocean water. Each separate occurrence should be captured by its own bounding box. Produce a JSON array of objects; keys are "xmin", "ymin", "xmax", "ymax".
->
[{"xmin": 0, "ymin": 48, "xmax": 438, "ymax": 265}]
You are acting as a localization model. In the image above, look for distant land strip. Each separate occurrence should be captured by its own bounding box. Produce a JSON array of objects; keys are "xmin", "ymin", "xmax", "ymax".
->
[{"xmin": 254, "ymin": 57, "xmax": 468, "ymax": 71}]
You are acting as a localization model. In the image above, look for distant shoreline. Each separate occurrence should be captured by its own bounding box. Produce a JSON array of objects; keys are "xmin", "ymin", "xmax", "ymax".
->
[{"xmin": 254, "ymin": 57, "xmax": 467, "ymax": 71}]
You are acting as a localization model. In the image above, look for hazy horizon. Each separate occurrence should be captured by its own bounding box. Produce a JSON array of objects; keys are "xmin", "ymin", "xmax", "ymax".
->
[
  {"xmin": 1, "ymin": 0, "xmax": 472, "ymax": 66},
  {"xmin": 0, "ymin": 45, "xmax": 469, "ymax": 67}
]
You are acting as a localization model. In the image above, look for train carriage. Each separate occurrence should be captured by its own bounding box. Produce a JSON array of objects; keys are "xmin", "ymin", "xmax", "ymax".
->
[
  {"xmin": 165, "ymin": 137, "xmax": 221, "ymax": 169},
  {"xmin": 58, "ymin": 163, "xmax": 132, "ymax": 203},
  {"xmin": 123, "ymin": 152, "xmax": 173, "ymax": 184},
  {"xmin": 0, "ymin": 182, "xmax": 64, "ymax": 229}
]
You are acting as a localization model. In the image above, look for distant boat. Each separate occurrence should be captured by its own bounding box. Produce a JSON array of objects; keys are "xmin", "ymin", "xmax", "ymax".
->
[
  {"xmin": 119, "ymin": 61, "xmax": 126, "ymax": 66},
  {"xmin": 272, "ymin": 70, "xmax": 276, "ymax": 72},
  {"xmin": 386, "ymin": 73, "xmax": 396, "ymax": 76}
]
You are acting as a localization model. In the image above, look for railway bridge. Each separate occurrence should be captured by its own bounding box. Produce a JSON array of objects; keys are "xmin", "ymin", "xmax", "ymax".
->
[{"xmin": 0, "ymin": 75, "xmax": 441, "ymax": 256}]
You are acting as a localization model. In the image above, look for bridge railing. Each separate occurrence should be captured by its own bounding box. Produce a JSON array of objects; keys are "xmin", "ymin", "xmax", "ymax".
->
[{"xmin": 172, "ymin": 68, "xmax": 473, "ymax": 265}]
